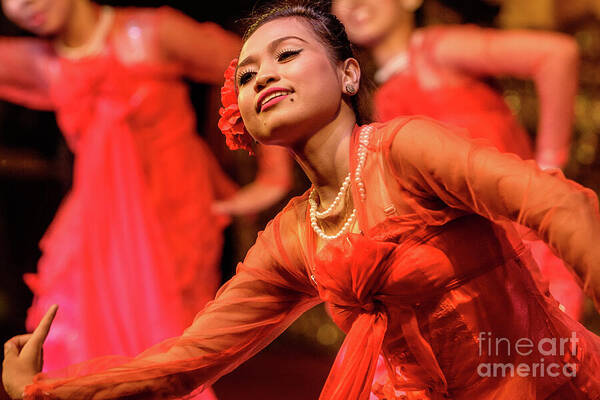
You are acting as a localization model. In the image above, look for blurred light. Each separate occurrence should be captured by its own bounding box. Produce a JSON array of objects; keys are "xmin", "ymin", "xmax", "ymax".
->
[
  {"xmin": 575, "ymin": 134, "xmax": 598, "ymax": 165},
  {"xmin": 127, "ymin": 25, "xmax": 142, "ymax": 40},
  {"xmin": 316, "ymin": 323, "xmax": 340, "ymax": 346},
  {"xmin": 503, "ymin": 92, "xmax": 521, "ymax": 113}
]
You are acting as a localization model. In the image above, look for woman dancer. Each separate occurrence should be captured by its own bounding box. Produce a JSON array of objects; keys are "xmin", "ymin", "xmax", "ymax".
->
[
  {"xmin": 4, "ymin": 2, "xmax": 600, "ymax": 399},
  {"xmin": 332, "ymin": 0, "xmax": 584, "ymax": 319},
  {"xmin": 0, "ymin": 0, "xmax": 292, "ymax": 386}
]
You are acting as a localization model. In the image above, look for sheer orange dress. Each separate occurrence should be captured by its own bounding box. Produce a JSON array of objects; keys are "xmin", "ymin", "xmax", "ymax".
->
[
  {"xmin": 374, "ymin": 25, "xmax": 583, "ymax": 319},
  {"xmin": 21, "ymin": 117, "xmax": 600, "ymax": 400},
  {"xmin": 0, "ymin": 6, "xmax": 244, "ymax": 391}
]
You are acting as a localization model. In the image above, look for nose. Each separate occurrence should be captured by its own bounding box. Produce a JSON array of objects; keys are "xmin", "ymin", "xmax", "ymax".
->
[{"xmin": 253, "ymin": 63, "xmax": 280, "ymax": 93}]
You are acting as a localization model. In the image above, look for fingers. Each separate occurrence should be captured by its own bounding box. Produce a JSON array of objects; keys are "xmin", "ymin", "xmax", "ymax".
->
[
  {"xmin": 5, "ymin": 334, "xmax": 33, "ymax": 352},
  {"xmin": 3, "ymin": 340, "xmax": 18, "ymax": 360},
  {"xmin": 4, "ymin": 334, "xmax": 34, "ymax": 364},
  {"xmin": 22, "ymin": 305, "xmax": 58, "ymax": 356}
]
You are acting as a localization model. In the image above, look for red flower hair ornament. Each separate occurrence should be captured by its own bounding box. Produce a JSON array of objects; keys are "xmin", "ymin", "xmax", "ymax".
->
[{"xmin": 218, "ymin": 58, "xmax": 255, "ymax": 155}]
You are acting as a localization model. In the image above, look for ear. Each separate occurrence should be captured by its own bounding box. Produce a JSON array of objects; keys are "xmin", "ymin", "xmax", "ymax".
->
[
  {"xmin": 340, "ymin": 57, "xmax": 361, "ymax": 96},
  {"xmin": 400, "ymin": 0, "xmax": 423, "ymax": 12}
]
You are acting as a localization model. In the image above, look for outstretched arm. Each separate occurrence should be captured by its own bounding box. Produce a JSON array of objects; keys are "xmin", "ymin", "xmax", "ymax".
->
[
  {"xmin": 4, "ymin": 211, "xmax": 318, "ymax": 399},
  {"xmin": 213, "ymin": 145, "xmax": 293, "ymax": 215},
  {"xmin": 0, "ymin": 37, "xmax": 54, "ymax": 110},
  {"xmin": 422, "ymin": 26, "xmax": 579, "ymax": 168},
  {"xmin": 387, "ymin": 118, "xmax": 600, "ymax": 305},
  {"xmin": 156, "ymin": 7, "xmax": 241, "ymax": 84}
]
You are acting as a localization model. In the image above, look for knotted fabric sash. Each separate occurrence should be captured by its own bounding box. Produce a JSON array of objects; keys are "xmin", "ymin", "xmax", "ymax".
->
[
  {"xmin": 320, "ymin": 310, "xmax": 389, "ymax": 400},
  {"xmin": 311, "ymin": 228, "xmax": 509, "ymax": 400}
]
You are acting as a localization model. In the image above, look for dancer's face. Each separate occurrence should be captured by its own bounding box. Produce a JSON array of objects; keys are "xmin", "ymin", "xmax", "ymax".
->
[
  {"xmin": 2, "ymin": 0, "xmax": 74, "ymax": 36},
  {"xmin": 237, "ymin": 17, "xmax": 351, "ymax": 146},
  {"xmin": 332, "ymin": 0, "xmax": 418, "ymax": 47}
]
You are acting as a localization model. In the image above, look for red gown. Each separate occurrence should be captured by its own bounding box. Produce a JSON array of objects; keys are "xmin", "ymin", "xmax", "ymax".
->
[
  {"xmin": 374, "ymin": 25, "xmax": 583, "ymax": 319},
  {"xmin": 23, "ymin": 118, "xmax": 600, "ymax": 400},
  {"xmin": 0, "ymin": 6, "xmax": 242, "ymax": 392}
]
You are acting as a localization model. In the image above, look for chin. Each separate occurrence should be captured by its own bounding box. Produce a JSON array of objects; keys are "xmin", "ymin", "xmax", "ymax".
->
[
  {"xmin": 252, "ymin": 127, "xmax": 291, "ymax": 147},
  {"xmin": 42, "ymin": 20, "xmax": 65, "ymax": 37},
  {"xmin": 250, "ymin": 112, "xmax": 295, "ymax": 141},
  {"xmin": 36, "ymin": 27, "xmax": 60, "ymax": 37},
  {"xmin": 348, "ymin": 30, "xmax": 382, "ymax": 48},
  {"xmin": 252, "ymin": 121, "xmax": 304, "ymax": 148},
  {"xmin": 27, "ymin": 22, "xmax": 61, "ymax": 37}
]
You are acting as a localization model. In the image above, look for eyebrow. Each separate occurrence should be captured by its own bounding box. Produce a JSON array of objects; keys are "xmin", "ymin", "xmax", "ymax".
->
[{"xmin": 237, "ymin": 35, "xmax": 308, "ymax": 71}]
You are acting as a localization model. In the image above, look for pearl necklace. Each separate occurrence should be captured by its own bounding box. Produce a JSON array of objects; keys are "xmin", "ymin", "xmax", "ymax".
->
[
  {"xmin": 54, "ymin": 6, "xmax": 114, "ymax": 60},
  {"xmin": 374, "ymin": 52, "xmax": 409, "ymax": 84},
  {"xmin": 309, "ymin": 125, "xmax": 372, "ymax": 241},
  {"xmin": 309, "ymin": 173, "xmax": 350, "ymax": 218}
]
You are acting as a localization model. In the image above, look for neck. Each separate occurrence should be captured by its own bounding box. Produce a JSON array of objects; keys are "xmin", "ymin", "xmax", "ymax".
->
[
  {"xmin": 56, "ymin": 1, "xmax": 102, "ymax": 48},
  {"xmin": 290, "ymin": 106, "xmax": 357, "ymax": 205},
  {"xmin": 372, "ymin": 15, "xmax": 414, "ymax": 68}
]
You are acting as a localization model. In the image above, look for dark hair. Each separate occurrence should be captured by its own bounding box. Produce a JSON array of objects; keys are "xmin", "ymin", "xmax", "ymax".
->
[{"xmin": 241, "ymin": 0, "xmax": 373, "ymax": 125}]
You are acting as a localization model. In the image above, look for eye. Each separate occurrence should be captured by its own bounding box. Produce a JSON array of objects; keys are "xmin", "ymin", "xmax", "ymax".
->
[
  {"xmin": 275, "ymin": 48, "xmax": 302, "ymax": 62},
  {"xmin": 237, "ymin": 70, "xmax": 256, "ymax": 86}
]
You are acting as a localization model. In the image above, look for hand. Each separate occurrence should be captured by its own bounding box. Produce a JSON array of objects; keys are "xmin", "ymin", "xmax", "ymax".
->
[
  {"xmin": 212, "ymin": 181, "xmax": 289, "ymax": 216},
  {"xmin": 3, "ymin": 305, "xmax": 58, "ymax": 399}
]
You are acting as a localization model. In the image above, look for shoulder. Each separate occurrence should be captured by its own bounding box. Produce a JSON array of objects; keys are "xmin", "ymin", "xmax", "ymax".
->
[
  {"xmin": 113, "ymin": 5, "xmax": 184, "ymax": 20},
  {"xmin": 153, "ymin": 6, "xmax": 188, "ymax": 24},
  {"xmin": 252, "ymin": 191, "xmax": 309, "ymax": 258},
  {"xmin": 110, "ymin": 6, "xmax": 191, "ymax": 38},
  {"xmin": 106, "ymin": 7, "xmax": 163, "ymax": 64},
  {"xmin": 111, "ymin": 6, "xmax": 157, "ymax": 28},
  {"xmin": 268, "ymin": 191, "xmax": 310, "ymax": 235},
  {"xmin": 413, "ymin": 24, "xmax": 486, "ymax": 43},
  {"xmin": 410, "ymin": 24, "xmax": 489, "ymax": 57},
  {"xmin": 152, "ymin": 6, "xmax": 219, "ymax": 31},
  {"xmin": 371, "ymin": 117, "xmax": 471, "ymax": 170},
  {"xmin": 371, "ymin": 116, "xmax": 458, "ymax": 146}
]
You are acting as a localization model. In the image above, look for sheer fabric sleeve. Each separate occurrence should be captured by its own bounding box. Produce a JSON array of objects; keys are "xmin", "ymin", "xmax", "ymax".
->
[
  {"xmin": 0, "ymin": 37, "xmax": 54, "ymax": 110},
  {"xmin": 418, "ymin": 26, "xmax": 579, "ymax": 168},
  {"xmin": 155, "ymin": 7, "xmax": 241, "ymax": 84},
  {"xmin": 24, "ymin": 206, "xmax": 319, "ymax": 399},
  {"xmin": 383, "ymin": 117, "xmax": 600, "ymax": 307}
]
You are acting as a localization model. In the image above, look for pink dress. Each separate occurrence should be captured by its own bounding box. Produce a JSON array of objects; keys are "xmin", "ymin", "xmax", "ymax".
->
[
  {"xmin": 0, "ymin": 7, "xmax": 242, "ymax": 390},
  {"xmin": 374, "ymin": 25, "xmax": 583, "ymax": 319},
  {"xmin": 24, "ymin": 118, "xmax": 600, "ymax": 400}
]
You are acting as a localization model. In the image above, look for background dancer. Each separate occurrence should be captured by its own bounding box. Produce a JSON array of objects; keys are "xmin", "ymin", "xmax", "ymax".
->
[{"xmin": 0, "ymin": 3, "xmax": 292, "ymax": 398}]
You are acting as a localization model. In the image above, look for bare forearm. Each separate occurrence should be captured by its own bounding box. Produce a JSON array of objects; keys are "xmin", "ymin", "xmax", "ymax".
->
[
  {"xmin": 533, "ymin": 35, "xmax": 579, "ymax": 168},
  {"xmin": 0, "ymin": 37, "xmax": 53, "ymax": 109}
]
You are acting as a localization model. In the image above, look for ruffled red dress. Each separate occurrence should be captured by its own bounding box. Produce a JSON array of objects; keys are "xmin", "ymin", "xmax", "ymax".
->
[
  {"xmin": 0, "ymin": 7, "xmax": 240, "ymax": 393},
  {"xmin": 24, "ymin": 118, "xmax": 600, "ymax": 400},
  {"xmin": 374, "ymin": 25, "xmax": 583, "ymax": 320}
]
